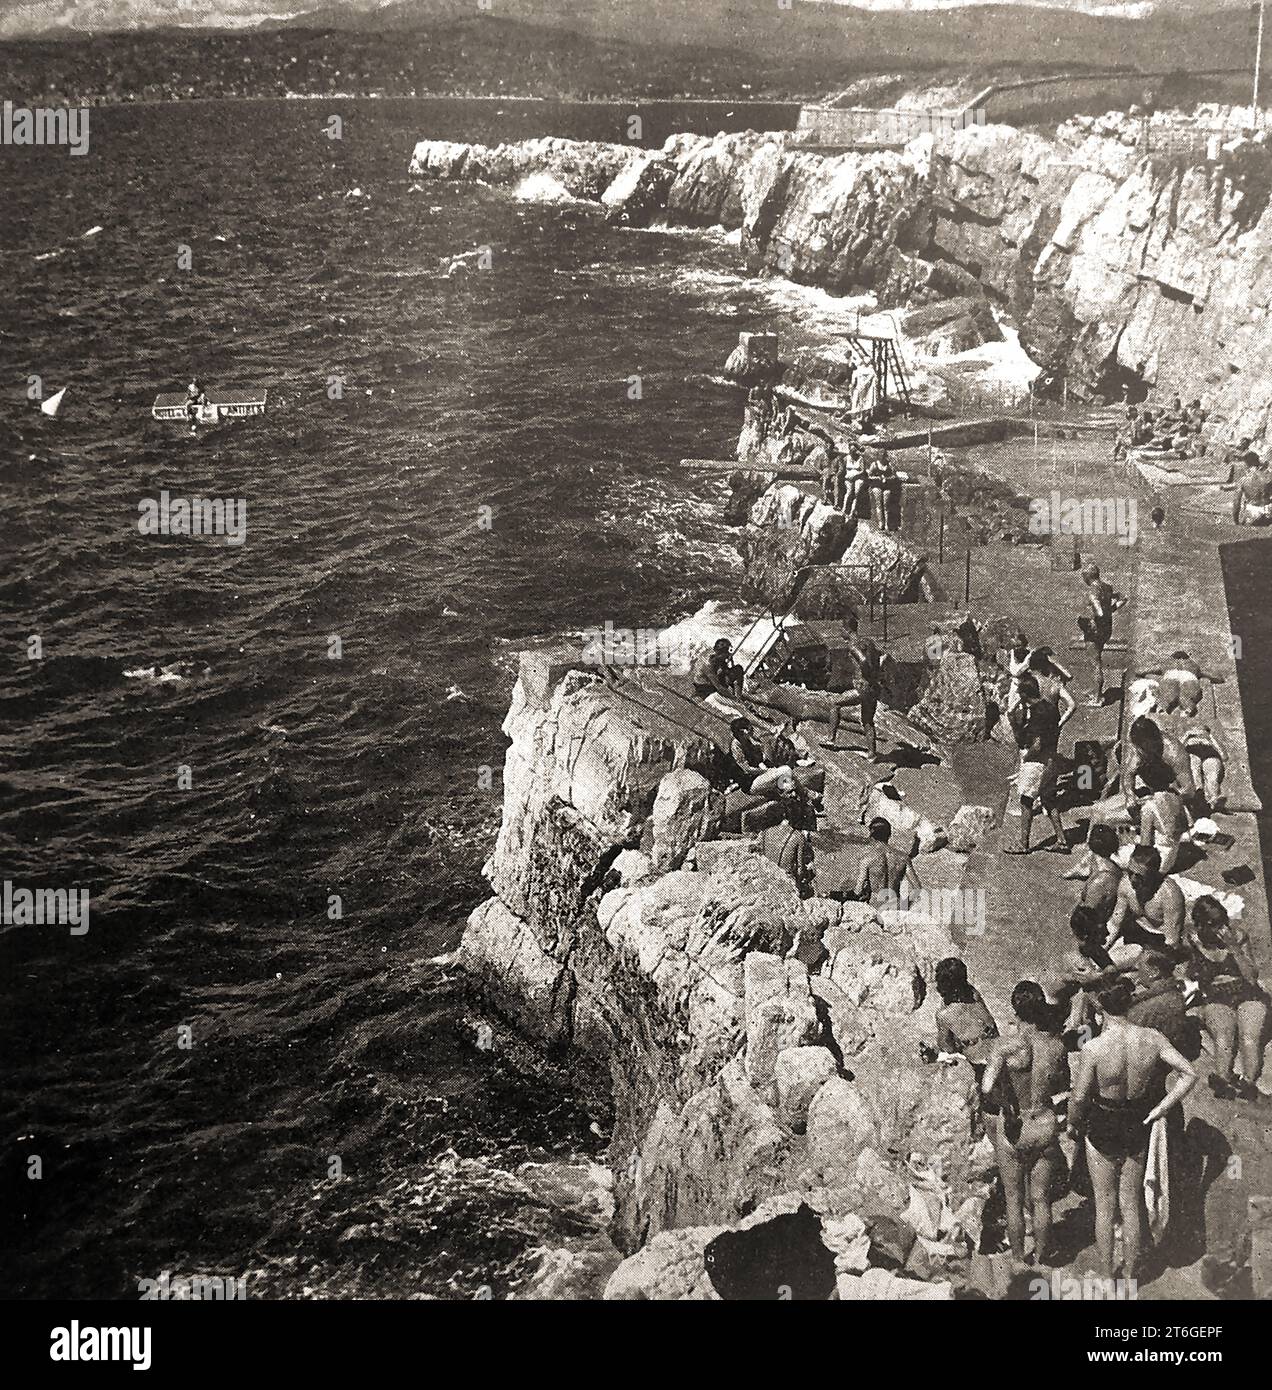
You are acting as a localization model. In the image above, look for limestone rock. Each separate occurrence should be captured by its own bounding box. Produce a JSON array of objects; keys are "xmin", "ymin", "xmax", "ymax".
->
[
  {"xmin": 650, "ymin": 768, "xmax": 721, "ymax": 873},
  {"xmin": 946, "ymin": 803, "xmax": 998, "ymax": 853},
  {"xmin": 806, "ymin": 1076, "xmax": 880, "ymax": 1187},
  {"xmin": 744, "ymin": 953, "xmax": 822, "ymax": 1086},
  {"xmin": 603, "ymin": 1225, "xmax": 724, "ymax": 1300},
  {"xmin": 774, "ymin": 1046, "xmax": 839, "ymax": 1133}
]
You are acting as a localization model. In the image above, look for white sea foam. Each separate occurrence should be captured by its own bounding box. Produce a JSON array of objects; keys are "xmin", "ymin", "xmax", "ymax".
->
[{"xmin": 511, "ymin": 172, "xmax": 588, "ymax": 204}]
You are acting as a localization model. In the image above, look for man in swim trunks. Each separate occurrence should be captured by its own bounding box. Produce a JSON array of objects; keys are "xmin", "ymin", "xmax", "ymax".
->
[
  {"xmin": 981, "ymin": 981, "xmax": 1071, "ymax": 1264},
  {"xmin": 692, "ymin": 638, "xmax": 745, "ymax": 702},
  {"xmin": 184, "ymin": 379, "xmax": 208, "ymax": 433},
  {"xmin": 830, "ymin": 615, "xmax": 883, "ymax": 759},
  {"xmin": 1106, "ymin": 844, "xmax": 1186, "ymax": 955},
  {"xmin": 1077, "ymin": 564, "xmax": 1125, "ymax": 708},
  {"xmin": 750, "ymin": 678, "xmax": 862, "ymax": 748},
  {"xmin": 851, "ymin": 816, "xmax": 920, "ymax": 910},
  {"xmin": 1006, "ymin": 675, "xmax": 1068, "ymax": 855},
  {"xmin": 1232, "ymin": 450, "xmax": 1272, "ymax": 525},
  {"xmin": 1068, "ymin": 979, "xmax": 1197, "ymax": 1280}
]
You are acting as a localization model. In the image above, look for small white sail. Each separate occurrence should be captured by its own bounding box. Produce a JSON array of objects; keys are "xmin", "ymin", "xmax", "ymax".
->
[{"xmin": 40, "ymin": 387, "xmax": 66, "ymax": 417}]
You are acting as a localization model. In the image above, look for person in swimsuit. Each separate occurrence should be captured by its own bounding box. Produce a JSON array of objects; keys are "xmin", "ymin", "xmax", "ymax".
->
[
  {"xmin": 1003, "ymin": 632, "xmax": 1033, "ymax": 714},
  {"xmin": 1175, "ymin": 694, "xmax": 1227, "ymax": 813},
  {"xmin": 831, "ymin": 615, "xmax": 883, "ymax": 759},
  {"xmin": 1078, "ymin": 564, "xmax": 1125, "ymax": 708},
  {"xmin": 1005, "ymin": 675, "xmax": 1068, "ymax": 855},
  {"xmin": 1120, "ymin": 715, "xmax": 1196, "ymax": 818},
  {"xmin": 1106, "ymin": 845, "xmax": 1185, "ymax": 956},
  {"xmin": 1232, "ymin": 451, "xmax": 1272, "ymax": 525},
  {"xmin": 759, "ymin": 795, "xmax": 815, "ymax": 899},
  {"xmin": 1186, "ymin": 896, "xmax": 1268, "ymax": 1102},
  {"xmin": 1026, "ymin": 647, "xmax": 1076, "ymax": 728},
  {"xmin": 1139, "ymin": 786, "xmax": 1187, "ymax": 874},
  {"xmin": 691, "ymin": 638, "xmax": 745, "ymax": 702},
  {"xmin": 852, "ymin": 816, "xmax": 920, "ymax": 910},
  {"xmin": 726, "ymin": 717, "xmax": 769, "ymax": 794},
  {"xmin": 981, "ymin": 981, "xmax": 1071, "ymax": 1265},
  {"xmin": 1069, "ymin": 979, "xmax": 1197, "ymax": 1280},
  {"xmin": 1062, "ymin": 824, "xmax": 1123, "ymax": 924},
  {"xmin": 925, "ymin": 958, "xmax": 1000, "ymax": 1091}
]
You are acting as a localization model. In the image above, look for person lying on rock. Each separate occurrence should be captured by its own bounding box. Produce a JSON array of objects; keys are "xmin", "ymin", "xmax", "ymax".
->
[
  {"xmin": 1105, "ymin": 844, "xmax": 1186, "ymax": 957},
  {"xmin": 851, "ymin": 816, "xmax": 920, "ymax": 910},
  {"xmin": 1175, "ymin": 695, "xmax": 1227, "ymax": 814},
  {"xmin": 980, "ymin": 981, "xmax": 1071, "ymax": 1267}
]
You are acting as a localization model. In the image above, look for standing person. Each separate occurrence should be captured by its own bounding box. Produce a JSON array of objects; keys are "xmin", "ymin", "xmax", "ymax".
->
[
  {"xmin": 1232, "ymin": 451, "xmax": 1272, "ymax": 525},
  {"xmin": 759, "ymin": 795, "xmax": 815, "ymax": 899},
  {"xmin": 835, "ymin": 615, "xmax": 883, "ymax": 759},
  {"xmin": 1026, "ymin": 647, "xmax": 1076, "ymax": 729},
  {"xmin": 1078, "ymin": 564, "xmax": 1125, "ymax": 708},
  {"xmin": 1005, "ymin": 675, "xmax": 1068, "ymax": 855},
  {"xmin": 981, "ymin": 982, "xmax": 1071, "ymax": 1266},
  {"xmin": 1004, "ymin": 632, "xmax": 1033, "ymax": 714},
  {"xmin": 1185, "ymin": 896, "xmax": 1268, "ymax": 1102},
  {"xmin": 1068, "ymin": 980, "xmax": 1197, "ymax": 1281}
]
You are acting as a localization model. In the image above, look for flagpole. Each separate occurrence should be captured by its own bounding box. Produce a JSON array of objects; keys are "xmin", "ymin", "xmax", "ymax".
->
[{"xmin": 1257, "ymin": 0, "xmax": 1266, "ymax": 125}]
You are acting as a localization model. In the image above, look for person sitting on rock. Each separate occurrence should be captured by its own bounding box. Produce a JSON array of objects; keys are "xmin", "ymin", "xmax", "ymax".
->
[
  {"xmin": 1063, "ymin": 824, "xmax": 1124, "ymax": 926},
  {"xmin": 924, "ymin": 957, "xmax": 999, "ymax": 1080},
  {"xmin": 851, "ymin": 815, "xmax": 920, "ymax": 911},
  {"xmin": 1120, "ymin": 714, "xmax": 1196, "ymax": 819},
  {"xmin": 1139, "ymin": 784, "xmax": 1187, "ymax": 875},
  {"xmin": 1106, "ymin": 844, "xmax": 1186, "ymax": 957},
  {"xmin": 726, "ymin": 717, "xmax": 768, "ymax": 793},
  {"xmin": 759, "ymin": 791, "xmax": 815, "ymax": 899},
  {"xmin": 1185, "ymin": 895, "xmax": 1268, "ymax": 1103},
  {"xmin": 692, "ymin": 637, "xmax": 745, "ymax": 704}
]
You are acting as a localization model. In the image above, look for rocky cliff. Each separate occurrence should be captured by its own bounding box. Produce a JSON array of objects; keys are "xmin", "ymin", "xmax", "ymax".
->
[
  {"xmin": 462, "ymin": 646, "xmax": 998, "ymax": 1299},
  {"xmin": 412, "ymin": 112, "xmax": 1272, "ymax": 439}
]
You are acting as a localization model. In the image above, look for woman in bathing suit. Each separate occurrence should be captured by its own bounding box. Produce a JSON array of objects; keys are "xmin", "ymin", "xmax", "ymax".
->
[
  {"xmin": 1187, "ymin": 896, "xmax": 1268, "ymax": 1102},
  {"xmin": 981, "ymin": 982, "xmax": 1071, "ymax": 1264},
  {"xmin": 927, "ymin": 957, "xmax": 1001, "ymax": 1108}
]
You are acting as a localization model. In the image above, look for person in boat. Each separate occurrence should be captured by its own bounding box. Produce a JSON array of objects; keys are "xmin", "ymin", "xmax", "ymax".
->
[
  {"xmin": 1068, "ymin": 979, "xmax": 1197, "ymax": 1281},
  {"xmin": 184, "ymin": 379, "xmax": 209, "ymax": 430},
  {"xmin": 981, "ymin": 981, "xmax": 1071, "ymax": 1265}
]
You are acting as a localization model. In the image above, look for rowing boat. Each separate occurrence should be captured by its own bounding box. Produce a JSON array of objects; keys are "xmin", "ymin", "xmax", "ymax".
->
[{"xmin": 151, "ymin": 389, "xmax": 267, "ymax": 423}]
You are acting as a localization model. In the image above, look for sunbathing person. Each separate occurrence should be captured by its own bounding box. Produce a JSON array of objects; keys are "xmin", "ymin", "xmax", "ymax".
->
[
  {"xmin": 1139, "ymin": 787, "xmax": 1188, "ymax": 874},
  {"xmin": 1106, "ymin": 845, "xmax": 1186, "ymax": 955},
  {"xmin": 1120, "ymin": 715, "xmax": 1196, "ymax": 816},
  {"xmin": 1176, "ymin": 695, "xmax": 1228, "ymax": 813},
  {"xmin": 1185, "ymin": 896, "xmax": 1268, "ymax": 1103},
  {"xmin": 981, "ymin": 982, "xmax": 1071, "ymax": 1265},
  {"xmin": 1069, "ymin": 980, "xmax": 1197, "ymax": 1281}
]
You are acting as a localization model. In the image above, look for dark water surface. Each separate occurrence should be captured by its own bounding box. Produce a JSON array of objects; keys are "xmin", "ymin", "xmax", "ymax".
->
[{"xmin": 0, "ymin": 97, "xmax": 804, "ymax": 1298}]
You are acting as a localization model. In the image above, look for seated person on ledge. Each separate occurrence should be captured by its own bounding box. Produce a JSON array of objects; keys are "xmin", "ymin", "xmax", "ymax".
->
[
  {"xmin": 1106, "ymin": 844, "xmax": 1185, "ymax": 957},
  {"xmin": 692, "ymin": 638, "xmax": 745, "ymax": 703}
]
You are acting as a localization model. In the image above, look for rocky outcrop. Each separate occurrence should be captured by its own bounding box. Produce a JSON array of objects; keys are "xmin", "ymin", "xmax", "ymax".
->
[
  {"xmin": 461, "ymin": 655, "xmax": 992, "ymax": 1297},
  {"xmin": 412, "ymin": 115, "xmax": 1272, "ymax": 436}
]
